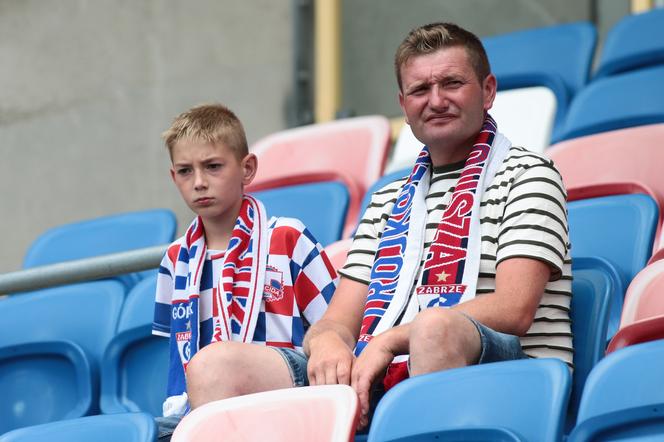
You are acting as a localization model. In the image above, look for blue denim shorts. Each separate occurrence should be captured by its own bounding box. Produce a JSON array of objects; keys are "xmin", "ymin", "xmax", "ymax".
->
[
  {"xmin": 462, "ymin": 313, "xmax": 529, "ymax": 364},
  {"xmin": 271, "ymin": 347, "xmax": 309, "ymax": 387}
]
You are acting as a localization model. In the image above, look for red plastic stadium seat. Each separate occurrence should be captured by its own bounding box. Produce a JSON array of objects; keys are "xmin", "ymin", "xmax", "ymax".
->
[
  {"xmin": 250, "ymin": 116, "xmax": 391, "ymax": 237},
  {"xmin": 548, "ymin": 124, "xmax": 664, "ymax": 253},
  {"xmin": 171, "ymin": 385, "xmax": 359, "ymax": 442},
  {"xmin": 606, "ymin": 259, "xmax": 664, "ymax": 353},
  {"xmin": 323, "ymin": 238, "xmax": 353, "ymax": 273}
]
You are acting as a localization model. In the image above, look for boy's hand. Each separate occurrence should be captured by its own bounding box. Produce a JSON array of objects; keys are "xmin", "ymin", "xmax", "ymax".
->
[
  {"xmin": 307, "ymin": 331, "xmax": 354, "ymax": 386},
  {"xmin": 351, "ymin": 337, "xmax": 395, "ymax": 430}
]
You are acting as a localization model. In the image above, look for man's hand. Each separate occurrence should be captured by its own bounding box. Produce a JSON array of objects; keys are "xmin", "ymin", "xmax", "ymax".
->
[
  {"xmin": 351, "ymin": 336, "xmax": 398, "ymax": 430},
  {"xmin": 307, "ymin": 330, "xmax": 354, "ymax": 385}
]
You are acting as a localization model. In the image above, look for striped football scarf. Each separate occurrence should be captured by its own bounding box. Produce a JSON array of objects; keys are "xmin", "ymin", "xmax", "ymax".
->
[
  {"xmin": 172, "ymin": 195, "xmax": 269, "ymax": 367},
  {"xmin": 355, "ymin": 115, "xmax": 511, "ymax": 385}
]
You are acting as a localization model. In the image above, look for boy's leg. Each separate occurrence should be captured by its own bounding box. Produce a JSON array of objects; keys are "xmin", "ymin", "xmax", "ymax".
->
[{"xmin": 186, "ymin": 341, "xmax": 300, "ymax": 409}]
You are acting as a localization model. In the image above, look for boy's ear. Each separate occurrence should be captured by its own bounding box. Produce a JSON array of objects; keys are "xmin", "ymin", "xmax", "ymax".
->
[
  {"xmin": 241, "ymin": 153, "xmax": 258, "ymax": 186},
  {"xmin": 169, "ymin": 167, "xmax": 177, "ymax": 183}
]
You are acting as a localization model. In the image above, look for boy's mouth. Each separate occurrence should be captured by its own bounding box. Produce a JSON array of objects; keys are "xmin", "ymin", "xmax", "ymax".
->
[{"xmin": 194, "ymin": 197, "xmax": 214, "ymax": 206}]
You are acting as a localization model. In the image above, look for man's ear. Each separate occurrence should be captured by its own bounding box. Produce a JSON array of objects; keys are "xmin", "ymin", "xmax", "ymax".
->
[
  {"xmin": 482, "ymin": 74, "xmax": 497, "ymax": 111},
  {"xmin": 241, "ymin": 153, "xmax": 258, "ymax": 186},
  {"xmin": 398, "ymin": 91, "xmax": 410, "ymax": 124}
]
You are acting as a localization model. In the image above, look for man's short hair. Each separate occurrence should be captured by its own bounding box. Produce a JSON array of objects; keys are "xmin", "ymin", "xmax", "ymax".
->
[
  {"xmin": 162, "ymin": 103, "xmax": 249, "ymax": 161},
  {"xmin": 394, "ymin": 22, "xmax": 491, "ymax": 89}
]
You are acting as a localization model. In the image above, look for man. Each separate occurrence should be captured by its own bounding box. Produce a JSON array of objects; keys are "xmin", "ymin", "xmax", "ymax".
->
[{"xmin": 303, "ymin": 22, "xmax": 572, "ymax": 428}]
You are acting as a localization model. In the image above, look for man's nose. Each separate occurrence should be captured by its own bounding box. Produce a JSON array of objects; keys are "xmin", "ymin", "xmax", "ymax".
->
[{"xmin": 428, "ymin": 84, "xmax": 448, "ymax": 109}]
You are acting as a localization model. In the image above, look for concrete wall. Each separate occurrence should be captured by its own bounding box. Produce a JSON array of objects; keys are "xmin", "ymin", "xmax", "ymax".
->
[{"xmin": 0, "ymin": 0, "xmax": 294, "ymax": 272}]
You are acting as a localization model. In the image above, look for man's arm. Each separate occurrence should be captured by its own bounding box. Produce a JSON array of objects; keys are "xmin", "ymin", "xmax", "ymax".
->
[
  {"xmin": 454, "ymin": 257, "xmax": 551, "ymax": 335},
  {"xmin": 303, "ymin": 276, "xmax": 367, "ymax": 385}
]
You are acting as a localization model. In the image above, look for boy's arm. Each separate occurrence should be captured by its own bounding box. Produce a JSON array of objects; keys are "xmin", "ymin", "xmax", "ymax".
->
[{"xmin": 303, "ymin": 276, "xmax": 368, "ymax": 385}]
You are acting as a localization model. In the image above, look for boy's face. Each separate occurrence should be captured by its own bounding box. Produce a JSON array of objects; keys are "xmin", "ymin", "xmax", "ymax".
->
[{"xmin": 170, "ymin": 140, "xmax": 256, "ymax": 226}]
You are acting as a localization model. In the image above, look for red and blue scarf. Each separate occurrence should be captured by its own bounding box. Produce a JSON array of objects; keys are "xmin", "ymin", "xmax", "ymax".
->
[{"xmin": 355, "ymin": 115, "xmax": 510, "ymax": 385}]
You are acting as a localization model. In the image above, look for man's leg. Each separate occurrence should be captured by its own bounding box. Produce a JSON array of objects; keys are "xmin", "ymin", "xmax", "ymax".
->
[
  {"xmin": 408, "ymin": 307, "xmax": 482, "ymax": 375},
  {"xmin": 409, "ymin": 307, "xmax": 528, "ymax": 376},
  {"xmin": 186, "ymin": 342, "xmax": 300, "ymax": 409}
]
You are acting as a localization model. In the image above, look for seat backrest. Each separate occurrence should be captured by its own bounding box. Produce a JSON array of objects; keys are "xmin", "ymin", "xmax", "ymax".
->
[
  {"xmin": 484, "ymin": 21, "xmax": 596, "ymax": 141},
  {"xmin": 0, "ymin": 412, "xmax": 157, "ymax": 442},
  {"xmin": 489, "ymin": 86, "xmax": 556, "ymax": 152},
  {"xmin": 484, "ymin": 21, "xmax": 596, "ymax": 99},
  {"xmin": 567, "ymin": 257, "xmax": 617, "ymax": 431},
  {"xmin": 367, "ymin": 359, "xmax": 571, "ymax": 442},
  {"xmin": 323, "ymin": 238, "xmax": 353, "ymax": 273},
  {"xmin": 172, "ymin": 385, "xmax": 359, "ymax": 442},
  {"xmin": 548, "ymin": 124, "xmax": 664, "ymax": 250},
  {"xmin": 251, "ymin": 116, "xmax": 391, "ymax": 198},
  {"xmin": 251, "ymin": 180, "xmax": 349, "ymax": 247},
  {"xmin": 557, "ymin": 65, "xmax": 664, "ymax": 142},
  {"xmin": 619, "ymin": 259, "xmax": 664, "ymax": 327},
  {"xmin": 23, "ymin": 209, "xmax": 177, "ymax": 288},
  {"xmin": 575, "ymin": 339, "xmax": 664, "ymax": 426},
  {"xmin": 100, "ymin": 278, "xmax": 169, "ymax": 416},
  {"xmin": 594, "ymin": 8, "xmax": 664, "ymax": 79},
  {"xmin": 568, "ymin": 193, "xmax": 658, "ymax": 309},
  {"xmin": 0, "ymin": 281, "xmax": 125, "ymax": 432}
]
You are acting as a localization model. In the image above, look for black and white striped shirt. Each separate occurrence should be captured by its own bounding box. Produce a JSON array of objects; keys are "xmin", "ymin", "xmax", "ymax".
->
[{"xmin": 340, "ymin": 146, "xmax": 573, "ymax": 367}]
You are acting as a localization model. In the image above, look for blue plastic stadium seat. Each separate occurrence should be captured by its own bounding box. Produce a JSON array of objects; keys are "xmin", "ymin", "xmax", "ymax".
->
[
  {"xmin": 568, "ymin": 193, "xmax": 658, "ymax": 337},
  {"xmin": 23, "ymin": 209, "xmax": 177, "ymax": 289},
  {"xmin": 252, "ymin": 181, "xmax": 349, "ymax": 247},
  {"xmin": 100, "ymin": 278, "xmax": 169, "ymax": 416},
  {"xmin": 367, "ymin": 359, "xmax": 571, "ymax": 442},
  {"xmin": 594, "ymin": 8, "xmax": 664, "ymax": 79},
  {"xmin": 0, "ymin": 412, "xmax": 157, "ymax": 442},
  {"xmin": 566, "ymin": 257, "xmax": 618, "ymax": 432},
  {"xmin": 0, "ymin": 281, "xmax": 125, "ymax": 433},
  {"xmin": 569, "ymin": 339, "xmax": 664, "ymax": 441},
  {"xmin": 483, "ymin": 21, "xmax": 596, "ymax": 140},
  {"xmin": 557, "ymin": 65, "xmax": 664, "ymax": 142}
]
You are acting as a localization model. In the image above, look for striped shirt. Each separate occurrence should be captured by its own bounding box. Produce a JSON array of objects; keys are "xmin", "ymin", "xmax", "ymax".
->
[{"xmin": 339, "ymin": 146, "xmax": 573, "ymax": 367}]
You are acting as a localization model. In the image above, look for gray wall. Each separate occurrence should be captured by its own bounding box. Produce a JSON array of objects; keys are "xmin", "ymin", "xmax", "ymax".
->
[
  {"xmin": 0, "ymin": 0, "xmax": 633, "ymax": 273},
  {"xmin": 0, "ymin": 0, "xmax": 294, "ymax": 272}
]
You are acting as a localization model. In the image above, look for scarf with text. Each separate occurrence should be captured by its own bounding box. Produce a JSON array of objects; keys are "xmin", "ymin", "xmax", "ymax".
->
[
  {"xmin": 355, "ymin": 115, "xmax": 510, "ymax": 386},
  {"xmin": 172, "ymin": 195, "xmax": 269, "ymax": 368}
]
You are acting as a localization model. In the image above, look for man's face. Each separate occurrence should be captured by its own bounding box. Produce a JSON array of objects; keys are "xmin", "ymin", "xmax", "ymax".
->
[{"xmin": 398, "ymin": 46, "xmax": 496, "ymax": 158}]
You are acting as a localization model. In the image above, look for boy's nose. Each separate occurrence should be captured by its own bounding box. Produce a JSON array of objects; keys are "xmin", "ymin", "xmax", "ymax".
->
[{"xmin": 193, "ymin": 170, "xmax": 207, "ymax": 190}]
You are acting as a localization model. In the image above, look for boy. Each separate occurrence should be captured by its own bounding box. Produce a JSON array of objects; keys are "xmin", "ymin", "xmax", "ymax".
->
[{"xmin": 153, "ymin": 104, "xmax": 338, "ymax": 436}]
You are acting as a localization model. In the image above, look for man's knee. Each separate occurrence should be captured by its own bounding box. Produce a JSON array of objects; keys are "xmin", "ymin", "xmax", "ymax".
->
[{"xmin": 410, "ymin": 308, "xmax": 481, "ymax": 365}]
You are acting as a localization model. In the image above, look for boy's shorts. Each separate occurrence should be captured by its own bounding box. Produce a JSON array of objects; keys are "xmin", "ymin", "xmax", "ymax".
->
[{"xmin": 156, "ymin": 347, "xmax": 309, "ymax": 441}]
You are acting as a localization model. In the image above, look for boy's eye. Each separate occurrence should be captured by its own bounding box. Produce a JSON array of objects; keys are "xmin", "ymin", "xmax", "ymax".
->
[
  {"xmin": 176, "ymin": 167, "xmax": 191, "ymax": 175},
  {"xmin": 207, "ymin": 163, "xmax": 222, "ymax": 171}
]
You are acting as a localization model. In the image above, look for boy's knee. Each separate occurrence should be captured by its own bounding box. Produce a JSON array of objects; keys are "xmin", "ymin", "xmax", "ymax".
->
[{"xmin": 186, "ymin": 342, "xmax": 246, "ymax": 391}]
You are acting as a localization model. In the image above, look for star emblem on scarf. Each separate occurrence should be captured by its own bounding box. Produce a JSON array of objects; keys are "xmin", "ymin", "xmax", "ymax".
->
[{"xmin": 436, "ymin": 270, "xmax": 450, "ymax": 282}]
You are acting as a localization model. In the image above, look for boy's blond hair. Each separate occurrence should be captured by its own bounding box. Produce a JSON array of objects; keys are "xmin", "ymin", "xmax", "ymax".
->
[
  {"xmin": 394, "ymin": 22, "xmax": 491, "ymax": 89},
  {"xmin": 162, "ymin": 103, "xmax": 249, "ymax": 161}
]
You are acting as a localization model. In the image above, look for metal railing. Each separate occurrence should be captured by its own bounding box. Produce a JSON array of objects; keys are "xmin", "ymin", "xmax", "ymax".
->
[{"xmin": 0, "ymin": 245, "xmax": 167, "ymax": 295}]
